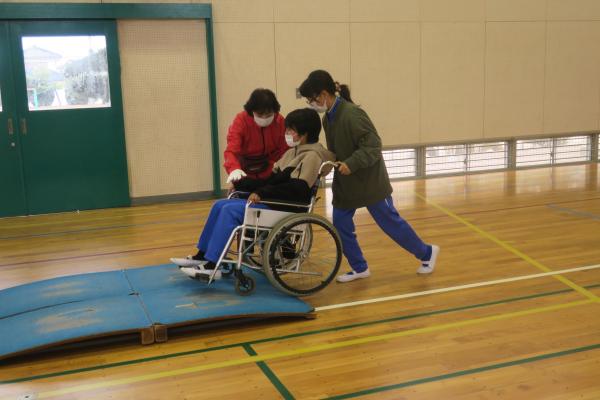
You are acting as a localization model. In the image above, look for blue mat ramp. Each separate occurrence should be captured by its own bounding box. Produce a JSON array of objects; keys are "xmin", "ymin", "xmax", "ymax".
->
[
  {"xmin": 0, "ymin": 296, "xmax": 153, "ymax": 360},
  {"xmin": 0, "ymin": 270, "xmax": 132, "ymax": 319},
  {"xmin": 0, "ymin": 264, "xmax": 313, "ymax": 360},
  {"xmin": 126, "ymin": 265, "xmax": 314, "ymax": 328}
]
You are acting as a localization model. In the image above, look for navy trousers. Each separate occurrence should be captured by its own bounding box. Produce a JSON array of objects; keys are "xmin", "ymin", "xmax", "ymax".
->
[{"xmin": 332, "ymin": 196, "xmax": 430, "ymax": 273}]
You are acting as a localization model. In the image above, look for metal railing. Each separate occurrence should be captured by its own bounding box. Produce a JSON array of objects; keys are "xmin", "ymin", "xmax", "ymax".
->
[{"xmin": 324, "ymin": 132, "xmax": 599, "ymax": 185}]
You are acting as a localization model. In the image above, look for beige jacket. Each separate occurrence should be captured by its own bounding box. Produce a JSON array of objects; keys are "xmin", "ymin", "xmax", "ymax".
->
[{"xmin": 273, "ymin": 143, "xmax": 336, "ymax": 188}]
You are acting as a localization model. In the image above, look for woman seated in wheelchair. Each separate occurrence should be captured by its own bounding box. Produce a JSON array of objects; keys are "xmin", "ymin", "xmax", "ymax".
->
[{"xmin": 171, "ymin": 108, "xmax": 335, "ymax": 280}]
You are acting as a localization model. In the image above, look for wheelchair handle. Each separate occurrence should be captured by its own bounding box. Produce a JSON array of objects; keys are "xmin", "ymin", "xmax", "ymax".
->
[{"xmin": 318, "ymin": 161, "xmax": 339, "ymax": 178}]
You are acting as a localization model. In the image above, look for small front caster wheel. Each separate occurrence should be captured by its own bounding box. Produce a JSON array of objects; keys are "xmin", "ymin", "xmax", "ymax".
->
[{"xmin": 235, "ymin": 275, "xmax": 255, "ymax": 296}]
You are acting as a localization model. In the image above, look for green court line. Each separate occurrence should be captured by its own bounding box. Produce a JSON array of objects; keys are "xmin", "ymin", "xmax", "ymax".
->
[
  {"xmin": 0, "ymin": 344, "xmax": 237, "ymax": 384},
  {"xmin": 2, "ymin": 283, "xmax": 598, "ymax": 385},
  {"xmin": 243, "ymin": 344, "xmax": 295, "ymax": 400},
  {"xmin": 18, "ymin": 300, "xmax": 592, "ymax": 399},
  {"xmin": 323, "ymin": 343, "xmax": 600, "ymax": 399},
  {"xmin": 546, "ymin": 204, "xmax": 600, "ymax": 221}
]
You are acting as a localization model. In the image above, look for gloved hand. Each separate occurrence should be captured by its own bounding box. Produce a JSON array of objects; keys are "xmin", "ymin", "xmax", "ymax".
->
[{"xmin": 226, "ymin": 169, "xmax": 247, "ymax": 183}]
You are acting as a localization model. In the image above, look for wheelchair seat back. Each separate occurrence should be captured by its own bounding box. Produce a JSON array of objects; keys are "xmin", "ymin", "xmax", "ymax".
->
[{"xmin": 237, "ymin": 174, "xmax": 325, "ymax": 231}]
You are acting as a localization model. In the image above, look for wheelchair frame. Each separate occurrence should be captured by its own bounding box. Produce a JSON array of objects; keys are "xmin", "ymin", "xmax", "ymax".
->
[{"xmin": 202, "ymin": 161, "xmax": 342, "ymax": 296}]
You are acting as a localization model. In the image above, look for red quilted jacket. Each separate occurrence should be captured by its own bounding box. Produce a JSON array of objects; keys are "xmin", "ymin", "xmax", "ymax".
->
[{"xmin": 223, "ymin": 111, "xmax": 288, "ymax": 180}]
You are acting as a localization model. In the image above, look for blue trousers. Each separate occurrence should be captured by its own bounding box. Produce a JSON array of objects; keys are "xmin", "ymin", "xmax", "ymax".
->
[
  {"xmin": 196, "ymin": 198, "xmax": 268, "ymax": 263},
  {"xmin": 333, "ymin": 196, "xmax": 430, "ymax": 273}
]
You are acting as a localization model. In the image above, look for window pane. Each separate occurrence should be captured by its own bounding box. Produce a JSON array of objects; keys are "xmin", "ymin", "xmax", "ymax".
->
[
  {"xmin": 468, "ymin": 142, "xmax": 507, "ymax": 171},
  {"xmin": 516, "ymin": 138, "xmax": 552, "ymax": 167},
  {"xmin": 554, "ymin": 136, "xmax": 590, "ymax": 164},
  {"xmin": 22, "ymin": 36, "xmax": 110, "ymax": 111},
  {"xmin": 426, "ymin": 145, "xmax": 466, "ymax": 175},
  {"xmin": 383, "ymin": 149, "xmax": 416, "ymax": 179},
  {"xmin": 324, "ymin": 148, "xmax": 417, "ymax": 185}
]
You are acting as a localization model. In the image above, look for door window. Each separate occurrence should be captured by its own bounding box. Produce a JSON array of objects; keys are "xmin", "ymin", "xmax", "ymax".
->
[{"xmin": 22, "ymin": 35, "xmax": 110, "ymax": 111}]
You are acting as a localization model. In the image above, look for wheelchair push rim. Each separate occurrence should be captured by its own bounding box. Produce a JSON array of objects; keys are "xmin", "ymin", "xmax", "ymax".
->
[{"xmin": 263, "ymin": 213, "xmax": 341, "ymax": 296}]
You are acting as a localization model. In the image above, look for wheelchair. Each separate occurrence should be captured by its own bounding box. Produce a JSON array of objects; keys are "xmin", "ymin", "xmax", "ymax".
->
[{"xmin": 201, "ymin": 161, "xmax": 342, "ymax": 297}]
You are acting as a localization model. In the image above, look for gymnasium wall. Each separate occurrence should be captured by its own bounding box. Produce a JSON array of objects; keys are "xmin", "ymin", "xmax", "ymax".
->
[
  {"xmin": 9, "ymin": 0, "xmax": 600, "ymax": 198},
  {"xmin": 117, "ymin": 20, "xmax": 212, "ymax": 198},
  {"xmin": 212, "ymin": 0, "xmax": 600, "ymax": 197}
]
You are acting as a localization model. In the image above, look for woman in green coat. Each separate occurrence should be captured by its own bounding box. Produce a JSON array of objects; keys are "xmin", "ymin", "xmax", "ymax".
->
[{"xmin": 298, "ymin": 70, "xmax": 439, "ymax": 282}]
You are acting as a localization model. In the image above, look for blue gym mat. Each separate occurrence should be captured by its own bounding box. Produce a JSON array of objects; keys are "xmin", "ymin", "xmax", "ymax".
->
[
  {"xmin": 0, "ymin": 264, "xmax": 314, "ymax": 360},
  {"xmin": 0, "ymin": 270, "xmax": 132, "ymax": 319},
  {"xmin": 0, "ymin": 296, "xmax": 153, "ymax": 359},
  {"xmin": 127, "ymin": 265, "xmax": 314, "ymax": 326}
]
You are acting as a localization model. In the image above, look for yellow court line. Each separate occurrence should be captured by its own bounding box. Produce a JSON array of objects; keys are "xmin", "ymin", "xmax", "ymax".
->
[
  {"xmin": 414, "ymin": 193, "xmax": 600, "ymax": 302},
  {"xmin": 11, "ymin": 299, "xmax": 593, "ymax": 399}
]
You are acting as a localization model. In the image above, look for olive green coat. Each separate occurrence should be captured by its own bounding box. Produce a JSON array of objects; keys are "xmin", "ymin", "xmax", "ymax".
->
[{"xmin": 323, "ymin": 99, "xmax": 393, "ymax": 209}]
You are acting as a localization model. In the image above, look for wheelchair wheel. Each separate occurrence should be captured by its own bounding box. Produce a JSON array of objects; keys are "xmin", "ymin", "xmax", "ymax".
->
[
  {"xmin": 263, "ymin": 213, "xmax": 341, "ymax": 296},
  {"xmin": 235, "ymin": 274, "xmax": 255, "ymax": 296}
]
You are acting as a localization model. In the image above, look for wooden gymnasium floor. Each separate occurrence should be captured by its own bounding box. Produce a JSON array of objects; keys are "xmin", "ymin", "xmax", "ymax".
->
[{"xmin": 1, "ymin": 163, "xmax": 599, "ymax": 400}]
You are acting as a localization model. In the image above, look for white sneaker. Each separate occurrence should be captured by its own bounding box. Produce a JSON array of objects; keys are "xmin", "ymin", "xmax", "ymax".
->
[
  {"xmin": 417, "ymin": 245, "xmax": 440, "ymax": 274},
  {"xmin": 170, "ymin": 255, "xmax": 203, "ymax": 267},
  {"xmin": 180, "ymin": 263, "xmax": 222, "ymax": 281},
  {"xmin": 336, "ymin": 269, "xmax": 371, "ymax": 283}
]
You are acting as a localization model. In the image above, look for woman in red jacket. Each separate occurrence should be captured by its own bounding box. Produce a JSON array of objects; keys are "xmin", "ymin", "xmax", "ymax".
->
[{"xmin": 224, "ymin": 89, "xmax": 288, "ymax": 186}]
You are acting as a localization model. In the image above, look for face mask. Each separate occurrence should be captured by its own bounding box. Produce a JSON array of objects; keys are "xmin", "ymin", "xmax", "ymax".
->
[
  {"xmin": 309, "ymin": 100, "xmax": 328, "ymax": 114},
  {"xmin": 285, "ymin": 133, "xmax": 301, "ymax": 147},
  {"xmin": 254, "ymin": 114, "xmax": 274, "ymax": 127}
]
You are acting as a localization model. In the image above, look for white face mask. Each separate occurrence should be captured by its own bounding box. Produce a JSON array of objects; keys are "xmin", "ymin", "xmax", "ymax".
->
[
  {"xmin": 309, "ymin": 100, "xmax": 328, "ymax": 114},
  {"xmin": 254, "ymin": 114, "xmax": 274, "ymax": 127},
  {"xmin": 285, "ymin": 133, "xmax": 301, "ymax": 147}
]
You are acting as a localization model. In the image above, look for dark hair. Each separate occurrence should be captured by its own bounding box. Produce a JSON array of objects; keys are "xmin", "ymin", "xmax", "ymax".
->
[
  {"xmin": 298, "ymin": 70, "xmax": 353, "ymax": 103},
  {"xmin": 285, "ymin": 108, "xmax": 321, "ymax": 144},
  {"xmin": 243, "ymin": 88, "xmax": 281, "ymax": 115}
]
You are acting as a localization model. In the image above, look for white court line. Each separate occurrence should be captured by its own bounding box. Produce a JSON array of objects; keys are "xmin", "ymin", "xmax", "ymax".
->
[{"xmin": 316, "ymin": 264, "xmax": 600, "ymax": 312}]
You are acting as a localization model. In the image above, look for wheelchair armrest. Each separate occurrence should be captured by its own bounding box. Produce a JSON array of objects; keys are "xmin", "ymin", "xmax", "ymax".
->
[
  {"xmin": 258, "ymin": 198, "xmax": 312, "ymax": 210},
  {"xmin": 228, "ymin": 191, "xmax": 251, "ymax": 199}
]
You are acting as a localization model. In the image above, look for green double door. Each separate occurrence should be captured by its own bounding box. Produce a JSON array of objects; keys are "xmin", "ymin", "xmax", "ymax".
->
[{"xmin": 0, "ymin": 20, "xmax": 129, "ymax": 217}]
